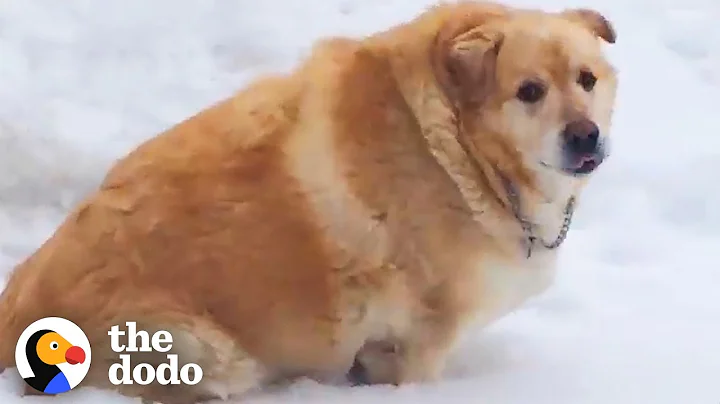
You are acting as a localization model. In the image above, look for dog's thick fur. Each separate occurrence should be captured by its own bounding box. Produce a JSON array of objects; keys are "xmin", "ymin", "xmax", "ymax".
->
[{"xmin": 0, "ymin": 2, "xmax": 618, "ymax": 402}]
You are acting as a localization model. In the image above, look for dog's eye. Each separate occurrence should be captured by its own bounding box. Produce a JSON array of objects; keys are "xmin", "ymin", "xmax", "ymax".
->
[
  {"xmin": 516, "ymin": 81, "xmax": 545, "ymax": 103},
  {"xmin": 577, "ymin": 70, "xmax": 597, "ymax": 92}
]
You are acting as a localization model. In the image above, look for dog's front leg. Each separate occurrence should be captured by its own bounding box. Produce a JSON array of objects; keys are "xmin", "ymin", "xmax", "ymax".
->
[
  {"xmin": 394, "ymin": 311, "xmax": 462, "ymax": 384},
  {"xmin": 348, "ymin": 309, "xmax": 463, "ymax": 386}
]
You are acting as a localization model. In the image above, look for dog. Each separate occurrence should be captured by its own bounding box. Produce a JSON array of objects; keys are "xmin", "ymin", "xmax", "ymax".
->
[{"xmin": 0, "ymin": 1, "xmax": 617, "ymax": 402}]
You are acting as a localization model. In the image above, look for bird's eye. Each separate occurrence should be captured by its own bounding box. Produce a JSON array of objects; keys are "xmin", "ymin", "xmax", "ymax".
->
[
  {"xmin": 50, "ymin": 342, "xmax": 59, "ymax": 350},
  {"xmin": 578, "ymin": 69, "xmax": 597, "ymax": 92},
  {"xmin": 516, "ymin": 80, "xmax": 546, "ymax": 103}
]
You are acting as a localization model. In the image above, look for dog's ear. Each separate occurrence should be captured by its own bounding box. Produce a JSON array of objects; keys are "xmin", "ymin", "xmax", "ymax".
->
[
  {"xmin": 561, "ymin": 8, "xmax": 616, "ymax": 44},
  {"xmin": 433, "ymin": 17, "xmax": 505, "ymax": 108}
]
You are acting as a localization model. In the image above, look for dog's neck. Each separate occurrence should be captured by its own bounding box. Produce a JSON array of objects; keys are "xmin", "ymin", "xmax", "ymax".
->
[
  {"xmin": 385, "ymin": 40, "xmax": 581, "ymax": 257},
  {"xmin": 499, "ymin": 168, "xmax": 578, "ymax": 258}
]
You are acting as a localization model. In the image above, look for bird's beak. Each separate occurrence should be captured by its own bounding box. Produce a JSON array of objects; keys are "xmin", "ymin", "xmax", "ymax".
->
[{"xmin": 64, "ymin": 346, "xmax": 86, "ymax": 365}]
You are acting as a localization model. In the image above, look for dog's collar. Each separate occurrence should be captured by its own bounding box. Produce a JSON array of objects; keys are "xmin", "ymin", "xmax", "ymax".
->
[{"xmin": 499, "ymin": 175, "xmax": 576, "ymax": 259}]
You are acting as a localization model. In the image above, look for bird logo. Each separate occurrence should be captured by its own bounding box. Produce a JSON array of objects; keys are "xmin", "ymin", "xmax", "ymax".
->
[{"xmin": 15, "ymin": 317, "xmax": 91, "ymax": 394}]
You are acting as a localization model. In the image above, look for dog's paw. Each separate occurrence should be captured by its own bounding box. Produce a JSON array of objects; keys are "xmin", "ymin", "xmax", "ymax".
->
[
  {"xmin": 347, "ymin": 357, "xmax": 371, "ymax": 386},
  {"xmin": 348, "ymin": 340, "xmax": 401, "ymax": 386}
]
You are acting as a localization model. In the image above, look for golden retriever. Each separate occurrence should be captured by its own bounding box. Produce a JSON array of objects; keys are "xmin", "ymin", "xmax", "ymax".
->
[{"xmin": 0, "ymin": 1, "xmax": 618, "ymax": 402}]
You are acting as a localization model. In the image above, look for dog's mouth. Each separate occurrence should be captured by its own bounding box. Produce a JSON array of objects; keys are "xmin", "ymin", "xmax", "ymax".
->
[
  {"xmin": 541, "ymin": 151, "xmax": 606, "ymax": 177},
  {"xmin": 564, "ymin": 152, "xmax": 603, "ymax": 176}
]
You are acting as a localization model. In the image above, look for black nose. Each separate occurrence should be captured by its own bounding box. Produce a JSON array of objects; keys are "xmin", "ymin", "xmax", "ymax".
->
[{"xmin": 562, "ymin": 119, "xmax": 600, "ymax": 154}]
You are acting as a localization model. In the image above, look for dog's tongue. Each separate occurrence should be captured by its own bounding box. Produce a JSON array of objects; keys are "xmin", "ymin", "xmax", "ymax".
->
[{"xmin": 572, "ymin": 154, "xmax": 595, "ymax": 168}]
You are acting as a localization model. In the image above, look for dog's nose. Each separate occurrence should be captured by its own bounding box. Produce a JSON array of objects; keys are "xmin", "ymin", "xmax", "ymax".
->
[{"xmin": 562, "ymin": 119, "xmax": 599, "ymax": 154}]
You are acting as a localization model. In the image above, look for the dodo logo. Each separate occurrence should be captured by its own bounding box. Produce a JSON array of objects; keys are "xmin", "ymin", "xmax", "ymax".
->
[{"xmin": 15, "ymin": 317, "xmax": 91, "ymax": 394}]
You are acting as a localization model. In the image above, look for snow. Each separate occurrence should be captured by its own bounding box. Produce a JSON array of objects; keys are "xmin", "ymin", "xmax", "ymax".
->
[{"xmin": 1, "ymin": 0, "xmax": 719, "ymax": 403}]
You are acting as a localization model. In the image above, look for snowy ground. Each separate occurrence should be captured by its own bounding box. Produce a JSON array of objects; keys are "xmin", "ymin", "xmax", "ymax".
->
[{"xmin": 1, "ymin": 0, "xmax": 720, "ymax": 403}]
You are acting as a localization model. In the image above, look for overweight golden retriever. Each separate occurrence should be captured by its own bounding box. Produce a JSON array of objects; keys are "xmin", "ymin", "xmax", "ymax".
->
[{"xmin": 0, "ymin": 1, "xmax": 617, "ymax": 402}]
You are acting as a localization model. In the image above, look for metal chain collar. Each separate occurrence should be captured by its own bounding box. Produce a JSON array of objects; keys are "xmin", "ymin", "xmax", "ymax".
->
[{"xmin": 502, "ymin": 177, "xmax": 576, "ymax": 259}]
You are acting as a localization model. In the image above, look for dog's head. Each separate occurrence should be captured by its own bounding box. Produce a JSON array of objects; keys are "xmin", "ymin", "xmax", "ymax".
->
[{"xmin": 432, "ymin": 6, "xmax": 617, "ymax": 179}]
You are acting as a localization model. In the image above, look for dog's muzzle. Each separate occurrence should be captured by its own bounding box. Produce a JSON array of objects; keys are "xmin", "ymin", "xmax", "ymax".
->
[{"xmin": 560, "ymin": 118, "xmax": 606, "ymax": 176}]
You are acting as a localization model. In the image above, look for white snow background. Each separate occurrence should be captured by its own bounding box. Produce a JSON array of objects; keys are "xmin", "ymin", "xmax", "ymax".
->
[{"xmin": 1, "ymin": 0, "xmax": 719, "ymax": 403}]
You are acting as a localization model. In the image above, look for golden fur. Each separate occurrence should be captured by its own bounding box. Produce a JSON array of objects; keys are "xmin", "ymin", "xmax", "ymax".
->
[{"xmin": 0, "ymin": 2, "xmax": 618, "ymax": 402}]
